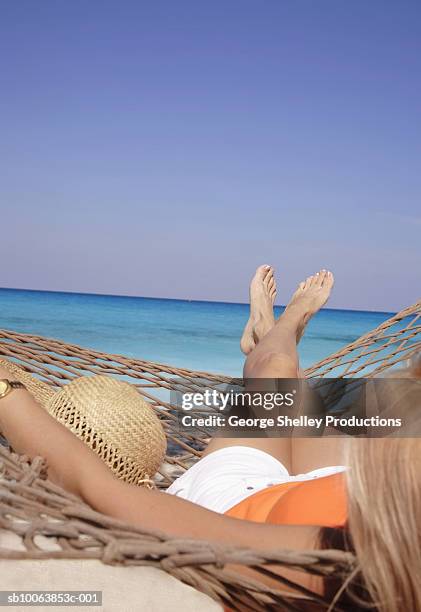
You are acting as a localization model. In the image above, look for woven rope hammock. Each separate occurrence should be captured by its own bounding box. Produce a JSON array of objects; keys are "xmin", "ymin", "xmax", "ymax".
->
[{"xmin": 0, "ymin": 299, "xmax": 420, "ymax": 612}]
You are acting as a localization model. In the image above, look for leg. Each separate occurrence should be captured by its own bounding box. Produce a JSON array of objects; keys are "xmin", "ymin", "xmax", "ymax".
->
[
  {"xmin": 204, "ymin": 265, "xmax": 292, "ymax": 470},
  {"xmin": 245, "ymin": 269, "xmax": 344, "ymax": 474},
  {"xmin": 243, "ymin": 270, "xmax": 334, "ymax": 380}
]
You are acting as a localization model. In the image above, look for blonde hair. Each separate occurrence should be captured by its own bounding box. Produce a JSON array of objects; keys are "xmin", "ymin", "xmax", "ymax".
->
[{"xmin": 346, "ymin": 437, "xmax": 421, "ymax": 611}]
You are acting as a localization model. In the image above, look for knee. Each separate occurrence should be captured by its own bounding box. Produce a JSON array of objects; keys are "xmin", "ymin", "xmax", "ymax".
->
[{"xmin": 245, "ymin": 351, "xmax": 298, "ymax": 378}]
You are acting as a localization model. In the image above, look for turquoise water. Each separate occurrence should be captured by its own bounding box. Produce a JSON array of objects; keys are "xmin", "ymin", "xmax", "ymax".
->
[{"xmin": 0, "ymin": 288, "xmax": 394, "ymax": 376}]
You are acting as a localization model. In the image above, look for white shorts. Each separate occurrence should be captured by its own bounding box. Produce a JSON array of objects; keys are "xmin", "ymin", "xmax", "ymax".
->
[{"xmin": 166, "ymin": 446, "xmax": 346, "ymax": 514}]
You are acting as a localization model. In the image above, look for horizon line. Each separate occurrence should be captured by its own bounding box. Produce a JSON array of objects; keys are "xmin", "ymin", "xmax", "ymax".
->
[{"xmin": 0, "ymin": 285, "xmax": 396, "ymax": 316}]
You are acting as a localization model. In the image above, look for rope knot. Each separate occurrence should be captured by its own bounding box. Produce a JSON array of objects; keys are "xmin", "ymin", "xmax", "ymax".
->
[{"xmin": 19, "ymin": 455, "xmax": 48, "ymax": 485}]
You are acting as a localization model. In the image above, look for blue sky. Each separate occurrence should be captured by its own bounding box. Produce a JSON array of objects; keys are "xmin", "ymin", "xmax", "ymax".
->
[{"xmin": 1, "ymin": 1, "xmax": 420, "ymax": 311}]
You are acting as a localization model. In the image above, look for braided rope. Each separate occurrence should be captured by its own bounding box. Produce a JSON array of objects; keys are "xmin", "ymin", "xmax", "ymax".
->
[
  {"xmin": 0, "ymin": 299, "xmax": 420, "ymax": 610},
  {"xmin": 0, "ymin": 446, "xmax": 354, "ymax": 611}
]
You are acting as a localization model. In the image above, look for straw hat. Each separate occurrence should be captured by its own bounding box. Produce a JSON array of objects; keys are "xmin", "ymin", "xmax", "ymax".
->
[{"xmin": 0, "ymin": 359, "xmax": 166, "ymax": 485}]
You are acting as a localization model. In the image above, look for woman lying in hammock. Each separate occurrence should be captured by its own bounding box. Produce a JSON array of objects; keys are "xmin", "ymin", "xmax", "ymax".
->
[{"xmin": 0, "ymin": 266, "xmax": 420, "ymax": 612}]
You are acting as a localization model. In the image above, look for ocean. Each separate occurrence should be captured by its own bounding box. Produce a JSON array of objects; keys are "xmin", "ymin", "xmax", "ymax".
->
[{"xmin": 0, "ymin": 288, "xmax": 394, "ymax": 377}]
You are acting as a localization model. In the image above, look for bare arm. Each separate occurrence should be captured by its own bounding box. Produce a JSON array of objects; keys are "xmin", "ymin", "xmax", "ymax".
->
[{"xmin": 0, "ymin": 378, "xmax": 321, "ymax": 592}]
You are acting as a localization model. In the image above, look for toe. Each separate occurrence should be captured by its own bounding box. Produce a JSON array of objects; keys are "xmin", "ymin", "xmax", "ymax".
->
[
  {"xmin": 317, "ymin": 270, "xmax": 328, "ymax": 287},
  {"xmin": 306, "ymin": 275, "xmax": 316, "ymax": 288},
  {"xmin": 323, "ymin": 270, "xmax": 334, "ymax": 287},
  {"xmin": 312, "ymin": 272, "xmax": 323, "ymax": 287},
  {"xmin": 264, "ymin": 267, "xmax": 274, "ymax": 287},
  {"xmin": 256, "ymin": 264, "xmax": 270, "ymax": 279}
]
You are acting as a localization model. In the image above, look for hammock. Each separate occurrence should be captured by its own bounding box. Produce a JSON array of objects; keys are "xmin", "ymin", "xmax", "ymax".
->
[{"xmin": 0, "ymin": 300, "xmax": 420, "ymax": 612}]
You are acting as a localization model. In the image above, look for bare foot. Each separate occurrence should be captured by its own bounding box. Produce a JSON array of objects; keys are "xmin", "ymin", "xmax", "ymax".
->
[
  {"xmin": 240, "ymin": 265, "xmax": 277, "ymax": 355},
  {"xmin": 283, "ymin": 269, "xmax": 334, "ymax": 342}
]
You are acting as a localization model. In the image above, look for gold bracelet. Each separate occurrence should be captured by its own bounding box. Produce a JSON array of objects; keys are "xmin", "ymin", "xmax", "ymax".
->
[{"xmin": 0, "ymin": 379, "xmax": 26, "ymax": 399}]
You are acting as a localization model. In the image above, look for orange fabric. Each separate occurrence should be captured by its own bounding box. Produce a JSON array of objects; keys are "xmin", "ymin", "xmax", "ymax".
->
[{"xmin": 225, "ymin": 473, "xmax": 347, "ymax": 527}]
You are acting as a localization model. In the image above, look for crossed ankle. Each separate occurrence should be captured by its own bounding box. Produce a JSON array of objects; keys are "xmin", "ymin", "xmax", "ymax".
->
[
  {"xmin": 279, "ymin": 307, "xmax": 308, "ymax": 327},
  {"xmin": 253, "ymin": 314, "xmax": 275, "ymax": 342}
]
